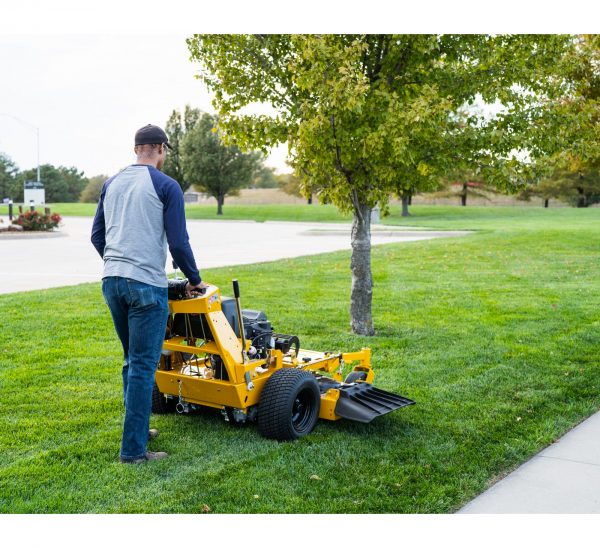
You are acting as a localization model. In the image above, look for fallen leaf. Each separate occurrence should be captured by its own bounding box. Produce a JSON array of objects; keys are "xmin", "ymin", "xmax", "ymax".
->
[
  {"xmin": 253, "ymin": 494, "xmax": 260, "ymax": 499},
  {"xmin": 201, "ymin": 504, "xmax": 211, "ymax": 513},
  {"xmin": 310, "ymin": 475, "xmax": 322, "ymax": 481}
]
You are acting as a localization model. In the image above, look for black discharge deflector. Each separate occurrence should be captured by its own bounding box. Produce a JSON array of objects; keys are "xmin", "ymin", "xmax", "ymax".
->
[{"xmin": 334, "ymin": 382, "xmax": 415, "ymax": 423}]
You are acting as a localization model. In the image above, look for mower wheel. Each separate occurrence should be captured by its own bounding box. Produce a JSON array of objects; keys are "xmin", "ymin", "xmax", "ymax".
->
[
  {"xmin": 344, "ymin": 371, "xmax": 368, "ymax": 384},
  {"xmin": 151, "ymin": 383, "xmax": 176, "ymax": 414},
  {"xmin": 258, "ymin": 368, "xmax": 320, "ymax": 441}
]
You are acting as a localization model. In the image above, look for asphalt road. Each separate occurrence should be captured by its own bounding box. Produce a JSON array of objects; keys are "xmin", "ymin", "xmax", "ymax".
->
[{"xmin": 0, "ymin": 216, "xmax": 470, "ymax": 294}]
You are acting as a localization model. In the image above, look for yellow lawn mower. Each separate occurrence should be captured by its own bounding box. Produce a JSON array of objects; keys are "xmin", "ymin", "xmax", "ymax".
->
[{"xmin": 153, "ymin": 278, "xmax": 415, "ymax": 440}]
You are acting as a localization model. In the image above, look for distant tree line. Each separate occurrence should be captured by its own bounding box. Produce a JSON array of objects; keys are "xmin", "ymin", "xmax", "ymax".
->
[
  {"xmin": 0, "ymin": 153, "xmax": 90, "ymax": 203},
  {"xmin": 0, "ymin": 108, "xmax": 278, "ymax": 211}
]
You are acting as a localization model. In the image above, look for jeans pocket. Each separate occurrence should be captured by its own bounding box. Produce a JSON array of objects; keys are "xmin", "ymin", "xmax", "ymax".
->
[{"xmin": 127, "ymin": 280, "xmax": 159, "ymax": 310}]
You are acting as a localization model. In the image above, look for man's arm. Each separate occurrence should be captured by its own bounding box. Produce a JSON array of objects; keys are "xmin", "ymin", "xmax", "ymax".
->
[
  {"xmin": 91, "ymin": 182, "xmax": 108, "ymax": 258},
  {"xmin": 161, "ymin": 179, "xmax": 202, "ymax": 285}
]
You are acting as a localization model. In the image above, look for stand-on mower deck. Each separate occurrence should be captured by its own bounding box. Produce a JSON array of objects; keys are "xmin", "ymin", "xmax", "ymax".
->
[{"xmin": 153, "ymin": 279, "xmax": 415, "ymax": 440}]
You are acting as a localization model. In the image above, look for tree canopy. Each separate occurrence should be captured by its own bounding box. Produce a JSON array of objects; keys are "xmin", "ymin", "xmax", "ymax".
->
[
  {"xmin": 188, "ymin": 34, "xmax": 574, "ymax": 334},
  {"xmin": 0, "ymin": 153, "xmax": 20, "ymax": 201},
  {"xmin": 79, "ymin": 174, "xmax": 109, "ymax": 203},
  {"xmin": 163, "ymin": 105, "xmax": 202, "ymax": 191},
  {"xmin": 181, "ymin": 112, "xmax": 261, "ymax": 214}
]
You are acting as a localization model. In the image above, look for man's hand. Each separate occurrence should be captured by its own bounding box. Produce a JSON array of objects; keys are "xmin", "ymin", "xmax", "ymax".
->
[{"xmin": 185, "ymin": 281, "xmax": 209, "ymax": 298}]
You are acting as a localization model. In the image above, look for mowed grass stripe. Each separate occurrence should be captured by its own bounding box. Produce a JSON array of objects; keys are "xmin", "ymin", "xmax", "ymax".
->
[{"xmin": 1, "ymin": 207, "xmax": 599, "ymax": 512}]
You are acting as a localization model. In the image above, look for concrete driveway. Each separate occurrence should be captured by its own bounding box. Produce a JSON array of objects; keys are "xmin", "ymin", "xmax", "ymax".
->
[{"xmin": 0, "ymin": 216, "xmax": 469, "ymax": 294}]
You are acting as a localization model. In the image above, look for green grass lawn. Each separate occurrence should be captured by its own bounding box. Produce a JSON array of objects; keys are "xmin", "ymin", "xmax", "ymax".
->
[
  {"xmin": 0, "ymin": 199, "xmax": 583, "ymax": 228},
  {"xmin": 1, "ymin": 206, "xmax": 599, "ymax": 513}
]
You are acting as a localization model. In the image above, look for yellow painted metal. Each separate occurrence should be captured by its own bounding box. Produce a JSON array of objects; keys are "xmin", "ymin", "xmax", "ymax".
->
[
  {"xmin": 159, "ymin": 284, "xmax": 375, "ymax": 420},
  {"xmin": 318, "ymin": 388, "xmax": 342, "ymax": 421},
  {"xmin": 168, "ymin": 284, "xmax": 222, "ymax": 314},
  {"xmin": 155, "ymin": 367, "xmax": 272, "ymax": 408}
]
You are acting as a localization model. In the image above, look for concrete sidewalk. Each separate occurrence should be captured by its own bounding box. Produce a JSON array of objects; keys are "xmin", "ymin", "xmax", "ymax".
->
[{"xmin": 459, "ymin": 410, "xmax": 600, "ymax": 513}]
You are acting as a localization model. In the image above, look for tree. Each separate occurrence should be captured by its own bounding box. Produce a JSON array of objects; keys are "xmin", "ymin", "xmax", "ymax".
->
[
  {"xmin": 432, "ymin": 166, "xmax": 504, "ymax": 206},
  {"xmin": 19, "ymin": 164, "xmax": 87, "ymax": 203},
  {"xmin": 536, "ymin": 35, "xmax": 600, "ymax": 171},
  {"xmin": 277, "ymin": 171, "xmax": 302, "ymax": 196},
  {"xmin": 163, "ymin": 105, "xmax": 202, "ymax": 191},
  {"xmin": 276, "ymin": 160, "xmax": 314, "ymax": 203},
  {"xmin": 79, "ymin": 174, "xmax": 109, "ymax": 203},
  {"xmin": 0, "ymin": 153, "xmax": 20, "ymax": 201},
  {"xmin": 521, "ymin": 35, "xmax": 600, "ymax": 204},
  {"xmin": 188, "ymin": 34, "xmax": 571, "ymax": 335},
  {"xmin": 520, "ymin": 168, "xmax": 600, "ymax": 207},
  {"xmin": 252, "ymin": 164, "xmax": 278, "ymax": 188},
  {"xmin": 181, "ymin": 112, "xmax": 260, "ymax": 215}
]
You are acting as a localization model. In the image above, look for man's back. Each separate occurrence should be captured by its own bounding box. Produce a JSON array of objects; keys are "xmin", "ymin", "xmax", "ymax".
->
[
  {"xmin": 91, "ymin": 163, "xmax": 200, "ymax": 288},
  {"xmin": 102, "ymin": 165, "xmax": 168, "ymax": 287}
]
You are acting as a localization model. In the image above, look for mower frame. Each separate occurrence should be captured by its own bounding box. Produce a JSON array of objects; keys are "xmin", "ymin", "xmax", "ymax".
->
[{"xmin": 155, "ymin": 283, "xmax": 374, "ymax": 422}]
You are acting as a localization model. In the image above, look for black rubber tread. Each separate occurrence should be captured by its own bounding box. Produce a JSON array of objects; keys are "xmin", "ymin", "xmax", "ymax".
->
[
  {"xmin": 151, "ymin": 382, "xmax": 176, "ymax": 414},
  {"xmin": 258, "ymin": 368, "xmax": 321, "ymax": 441},
  {"xmin": 344, "ymin": 371, "xmax": 368, "ymax": 384}
]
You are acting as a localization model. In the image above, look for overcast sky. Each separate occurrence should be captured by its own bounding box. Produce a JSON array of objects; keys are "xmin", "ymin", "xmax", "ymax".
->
[
  {"xmin": 0, "ymin": 34, "xmax": 289, "ymax": 178},
  {"xmin": 1, "ymin": 0, "xmax": 592, "ymax": 180}
]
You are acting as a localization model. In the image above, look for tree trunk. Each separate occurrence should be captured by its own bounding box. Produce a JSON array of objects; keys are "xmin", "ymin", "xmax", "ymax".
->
[
  {"xmin": 460, "ymin": 184, "xmax": 467, "ymax": 206},
  {"xmin": 217, "ymin": 194, "xmax": 224, "ymax": 215},
  {"xmin": 576, "ymin": 187, "xmax": 586, "ymax": 208},
  {"xmin": 408, "ymin": 194, "xmax": 412, "ymax": 205},
  {"xmin": 307, "ymin": 194, "xmax": 313, "ymax": 205},
  {"xmin": 543, "ymin": 199, "xmax": 549, "ymax": 208},
  {"xmin": 350, "ymin": 203, "xmax": 374, "ymax": 336},
  {"xmin": 401, "ymin": 195, "xmax": 411, "ymax": 217}
]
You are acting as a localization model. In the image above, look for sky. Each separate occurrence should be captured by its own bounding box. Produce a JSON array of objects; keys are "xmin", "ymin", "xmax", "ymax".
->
[
  {"xmin": 0, "ymin": 34, "xmax": 289, "ymax": 178},
  {"xmin": 0, "ymin": 1, "xmax": 592, "ymax": 181}
]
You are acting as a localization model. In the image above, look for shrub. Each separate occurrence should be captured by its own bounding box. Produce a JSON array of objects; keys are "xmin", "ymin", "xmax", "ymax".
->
[{"xmin": 12, "ymin": 210, "xmax": 61, "ymax": 231}]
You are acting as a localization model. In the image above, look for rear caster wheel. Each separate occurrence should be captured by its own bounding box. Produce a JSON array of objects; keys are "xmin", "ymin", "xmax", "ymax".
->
[
  {"xmin": 151, "ymin": 383, "xmax": 176, "ymax": 414},
  {"xmin": 344, "ymin": 371, "xmax": 368, "ymax": 384}
]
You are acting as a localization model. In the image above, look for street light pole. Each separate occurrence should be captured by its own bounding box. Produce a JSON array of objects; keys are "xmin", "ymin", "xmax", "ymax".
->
[
  {"xmin": 36, "ymin": 127, "xmax": 40, "ymax": 184},
  {"xmin": 0, "ymin": 113, "xmax": 40, "ymax": 182}
]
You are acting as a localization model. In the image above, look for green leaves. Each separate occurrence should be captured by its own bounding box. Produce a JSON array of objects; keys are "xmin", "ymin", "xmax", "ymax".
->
[
  {"xmin": 180, "ymin": 112, "xmax": 263, "ymax": 214},
  {"xmin": 188, "ymin": 34, "xmax": 573, "ymax": 211}
]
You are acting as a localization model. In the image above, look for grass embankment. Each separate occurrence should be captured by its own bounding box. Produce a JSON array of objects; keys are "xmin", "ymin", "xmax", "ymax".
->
[{"xmin": 1, "ymin": 207, "xmax": 599, "ymax": 513}]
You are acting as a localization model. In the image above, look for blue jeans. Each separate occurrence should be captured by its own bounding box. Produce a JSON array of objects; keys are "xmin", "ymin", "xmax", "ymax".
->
[{"xmin": 102, "ymin": 277, "xmax": 169, "ymax": 460}]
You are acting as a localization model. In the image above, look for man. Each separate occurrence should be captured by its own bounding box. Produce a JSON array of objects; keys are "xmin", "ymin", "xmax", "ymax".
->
[{"xmin": 91, "ymin": 124, "xmax": 205, "ymax": 464}]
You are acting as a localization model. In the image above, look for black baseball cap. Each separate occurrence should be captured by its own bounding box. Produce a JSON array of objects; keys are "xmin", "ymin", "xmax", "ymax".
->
[{"xmin": 134, "ymin": 124, "xmax": 172, "ymax": 149}]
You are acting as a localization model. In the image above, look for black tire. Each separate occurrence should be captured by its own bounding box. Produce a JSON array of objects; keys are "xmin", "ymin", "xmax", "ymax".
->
[
  {"xmin": 344, "ymin": 371, "xmax": 368, "ymax": 384},
  {"xmin": 151, "ymin": 382, "xmax": 176, "ymax": 414},
  {"xmin": 258, "ymin": 368, "xmax": 321, "ymax": 441}
]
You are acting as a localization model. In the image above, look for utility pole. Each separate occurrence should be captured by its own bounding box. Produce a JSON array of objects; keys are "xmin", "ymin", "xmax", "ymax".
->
[{"xmin": 0, "ymin": 113, "xmax": 40, "ymax": 183}]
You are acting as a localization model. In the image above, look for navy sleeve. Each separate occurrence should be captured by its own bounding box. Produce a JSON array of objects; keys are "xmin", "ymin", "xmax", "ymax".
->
[
  {"xmin": 149, "ymin": 168, "xmax": 201, "ymax": 285},
  {"xmin": 91, "ymin": 180, "xmax": 108, "ymax": 258}
]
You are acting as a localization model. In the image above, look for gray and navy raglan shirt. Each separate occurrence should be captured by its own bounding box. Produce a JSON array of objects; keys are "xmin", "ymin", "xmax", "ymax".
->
[{"xmin": 91, "ymin": 164, "xmax": 201, "ymax": 287}]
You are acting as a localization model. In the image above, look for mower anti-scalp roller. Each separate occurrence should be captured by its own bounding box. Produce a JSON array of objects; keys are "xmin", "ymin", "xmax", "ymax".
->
[{"xmin": 153, "ymin": 279, "xmax": 415, "ymax": 440}]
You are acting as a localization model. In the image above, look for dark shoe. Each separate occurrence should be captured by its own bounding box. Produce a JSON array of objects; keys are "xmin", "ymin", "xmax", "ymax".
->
[
  {"xmin": 148, "ymin": 428, "xmax": 159, "ymax": 440},
  {"xmin": 120, "ymin": 451, "xmax": 168, "ymax": 464}
]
